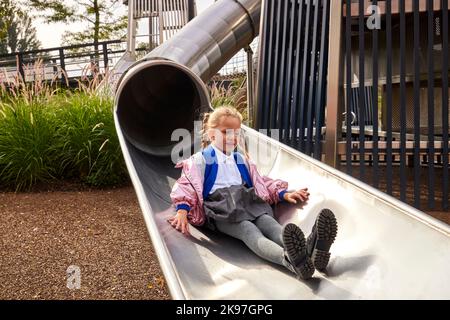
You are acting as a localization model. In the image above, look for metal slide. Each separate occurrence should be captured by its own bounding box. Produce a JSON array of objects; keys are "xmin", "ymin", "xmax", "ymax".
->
[{"xmin": 113, "ymin": 0, "xmax": 450, "ymax": 299}]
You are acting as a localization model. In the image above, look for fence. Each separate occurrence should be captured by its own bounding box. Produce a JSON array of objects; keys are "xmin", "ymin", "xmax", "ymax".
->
[
  {"xmin": 339, "ymin": 0, "xmax": 449, "ymax": 211},
  {"xmin": 0, "ymin": 40, "xmax": 147, "ymax": 86},
  {"xmin": 256, "ymin": 0, "xmax": 330, "ymax": 159},
  {"xmin": 255, "ymin": 0, "xmax": 449, "ymax": 211}
]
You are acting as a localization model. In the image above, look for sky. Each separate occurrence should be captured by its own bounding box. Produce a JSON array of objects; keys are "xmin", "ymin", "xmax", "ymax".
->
[{"xmin": 35, "ymin": 0, "xmax": 214, "ymax": 48}]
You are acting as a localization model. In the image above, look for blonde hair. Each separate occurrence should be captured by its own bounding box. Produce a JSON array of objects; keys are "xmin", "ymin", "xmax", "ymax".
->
[{"xmin": 201, "ymin": 105, "xmax": 243, "ymax": 149}]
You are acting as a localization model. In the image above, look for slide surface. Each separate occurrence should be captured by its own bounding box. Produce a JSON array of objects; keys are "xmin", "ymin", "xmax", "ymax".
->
[{"xmin": 114, "ymin": 119, "xmax": 450, "ymax": 299}]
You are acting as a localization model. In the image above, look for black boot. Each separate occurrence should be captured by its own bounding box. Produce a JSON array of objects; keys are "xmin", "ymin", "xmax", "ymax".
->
[
  {"xmin": 306, "ymin": 209, "xmax": 338, "ymax": 271},
  {"xmin": 282, "ymin": 223, "xmax": 315, "ymax": 280}
]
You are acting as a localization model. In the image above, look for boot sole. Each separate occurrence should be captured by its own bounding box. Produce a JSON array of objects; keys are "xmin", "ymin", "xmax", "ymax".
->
[
  {"xmin": 312, "ymin": 209, "xmax": 338, "ymax": 271},
  {"xmin": 283, "ymin": 223, "xmax": 315, "ymax": 280}
]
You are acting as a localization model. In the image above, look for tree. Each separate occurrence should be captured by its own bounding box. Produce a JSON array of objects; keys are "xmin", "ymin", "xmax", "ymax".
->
[
  {"xmin": 0, "ymin": 1, "xmax": 7, "ymax": 40},
  {"xmin": 29, "ymin": 0, "xmax": 128, "ymax": 47},
  {"xmin": 0, "ymin": 0, "xmax": 41, "ymax": 54}
]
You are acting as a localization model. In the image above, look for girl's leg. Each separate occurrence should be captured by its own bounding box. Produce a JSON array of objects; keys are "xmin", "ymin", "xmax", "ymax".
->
[
  {"xmin": 253, "ymin": 215, "xmax": 315, "ymax": 279},
  {"xmin": 253, "ymin": 214, "xmax": 284, "ymax": 247},
  {"xmin": 215, "ymin": 220, "xmax": 292, "ymax": 272}
]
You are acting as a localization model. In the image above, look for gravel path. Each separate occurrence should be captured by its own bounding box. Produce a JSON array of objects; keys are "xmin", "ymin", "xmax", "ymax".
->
[{"xmin": 0, "ymin": 185, "xmax": 170, "ymax": 300}]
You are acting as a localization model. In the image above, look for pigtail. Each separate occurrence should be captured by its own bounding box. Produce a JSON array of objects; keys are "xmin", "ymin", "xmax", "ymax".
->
[{"xmin": 201, "ymin": 112, "xmax": 211, "ymax": 149}]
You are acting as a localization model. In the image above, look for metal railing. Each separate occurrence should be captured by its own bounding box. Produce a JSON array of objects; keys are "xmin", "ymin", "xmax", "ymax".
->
[
  {"xmin": 330, "ymin": 0, "xmax": 449, "ymax": 211},
  {"xmin": 0, "ymin": 40, "xmax": 148, "ymax": 85},
  {"xmin": 126, "ymin": 0, "xmax": 195, "ymax": 53}
]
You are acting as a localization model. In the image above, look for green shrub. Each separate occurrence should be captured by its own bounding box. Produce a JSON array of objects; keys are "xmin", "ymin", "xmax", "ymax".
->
[
  {"xmin": 0, "ymin": 66, "xmax": 128, "ymax": 190},
  {"xmin": 54, "ymin": 91, "xmax": 127, "ymax": 187},
  {"xmin": 0, "ymin": 97, "xmax": 59, "ymax": 191}
]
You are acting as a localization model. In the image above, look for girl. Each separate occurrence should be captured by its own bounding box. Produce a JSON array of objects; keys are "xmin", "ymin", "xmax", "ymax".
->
[{"xmin": 169, "ymin": 106, "xmax": 337, "ymax": 279}]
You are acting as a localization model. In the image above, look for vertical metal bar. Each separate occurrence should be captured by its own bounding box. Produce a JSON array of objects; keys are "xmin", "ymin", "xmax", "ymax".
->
[
  {"xmin": 182, "ymin": 0, "xmax": 188, "ymax": 25},
  {"xmin": 386, "ymin": 0, "xmax": 393, "ymax": 195},
  {"xmin": 163, "ymin": 0, "xmax": 168, "ymax": 39},
  {"xmin": 283, "ymin": 0, "xmax": 297, "ymax": 145},
  {"xmin": 324, "ymin": 0, "xmax": 344, "ymax": 167},
  {"xmin": 314, "ymin": 0, "xmax": 330, "ymax": 160},
  {"xmin": 177, "ymin": 0, "xmax": 184, "ymax": 28},
  {"xmin": 345, "ymin": 0, "xmax": 352, "ymax": 173},
  {"xmin": 187, "ymin": 0, "xmax": 196, "ymax": 21},
  {"xmin": 182, "ymin": 0, "xmax": 187, "ymax": 26},
  {"xmin": 161, "ymin": 0, "xmax": 166, "ymax": 41},
  {"xmin": 102, "ymin": 43, "xmax": 108, "ymax": 69},
  {"xmin": 17, "ymin": 54, "xmax": 25, "ymax": 80},
  {"xmin": 413, "ymin": 0, "xmax": 421, "ymax": 209},
  {"xmin": 168, "ymin": 0, "xmax": 173, "ymax": 38},
  {"xmin": 175, "ymin": 0, "xmax": 183, "ymax": 32},
  {"xmin": 167, "ymin": 0, "xmax": 173, "ymax": 39},
  {"xmin": 173, "ymin": 2, "xmax": 177, "ymax": 39},
  {"xmin": 127, "ymin": 0, "xmax": 136, "ymax": 55},
  {"xmin": 358, "ymin": 0, "xmax": 365, "ymax": 180},
  {"xmin": 155, "ymin": 0, "xmax": 160, "ymax": 44},
  {"xmin": 52, "ymin": 58, "xmax": 58, "ymax": 76},
  {"xmin": 442, "ymin": 0, "xmax": 449, "ymax": 210},
  {"xmin": 58, "ymin": 49, "xmax": 66, "ymax": 84},
  {"xmin": 261, "ymin": 0, "xmax": 276, "ymax": 130},
  {"xmin": 186, "ymin": 0, "xmax": 190, "ymax": 23},
  {"xmin": 245, "ymin": 46, "xmax": 254, "ymax": 126},
  {"xmin": 290, "ymin": 0, "xmax": 305, "ymax": 148},
  {"xmin": 178, "ymin": 0, "xmax": 183, "ymax": 26},
  {"xmin": 255, "ymin": 0, "xmax": 270, "ymax": 129},
  {"xmin": 427, "ymin": 0, "xmax": 435, "ymax": 209},
  {"xmin": 150, "ymin": 1, "xmax": 155, "ymax": 46},
  {"xmin": 181, "ymin": 0, "xmax": 186, "ymax": 28},
  {"xmin": 164, "ymin": 0, "xmax": 172, "ymax": 41},
  {"xmin": 400, "ymin": 0, "xmax": 407, "ymax": 202},
  {"xmin": 176, "ymin": 0, "xmax": 182, "ymax": 31},
  {"xmin": 171, "ymin": 0, "xmax": 176, "ymax": 36},
  {"xmin": 276, "ymin": 0, "xmax": 290, "ymax": 141},
  {"xmin": 296, "ymin": 0, "xmax": 313, "ymax": 151},
  {"xmin": 305, "ymin": 0, "xmax": 320, "ymax": 156},
  {"xmin": 372, "ymin": 0, "xmax": 379, "ymax": 188},
  {"xmin": 263, "ymin": 0, "xmax": 277, "ymax": 130},
  {"xmin": 148, "ymin": 15, "xmax": 153, "ymax": 50},
  {"xmin": 158, "ymin": 0, "xmax": 164, "ymax": 44},
  {"xmin": 269, "ymin": 0, "xmax": 283, "ymax": 135}
]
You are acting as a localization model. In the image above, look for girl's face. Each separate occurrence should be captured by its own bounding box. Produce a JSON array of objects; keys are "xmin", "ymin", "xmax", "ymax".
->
[{"xmin": 209, "ymin": 116, "xmax": 241, "ymax": 155}]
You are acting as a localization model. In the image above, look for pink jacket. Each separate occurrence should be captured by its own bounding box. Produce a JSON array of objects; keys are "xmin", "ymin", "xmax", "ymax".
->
[{"xmin": 170, "ymin": 152, "xmax": 288, "ymax": 226}]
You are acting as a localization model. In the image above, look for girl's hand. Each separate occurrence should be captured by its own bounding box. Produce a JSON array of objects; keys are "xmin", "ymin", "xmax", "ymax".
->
[
  {"xmin": 167, "ymin": 209, "xmax": 191, "ymax": 235},
  {"xmin": 283, "ymin": 188, "xmax": 310, "ymax": 204}
]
